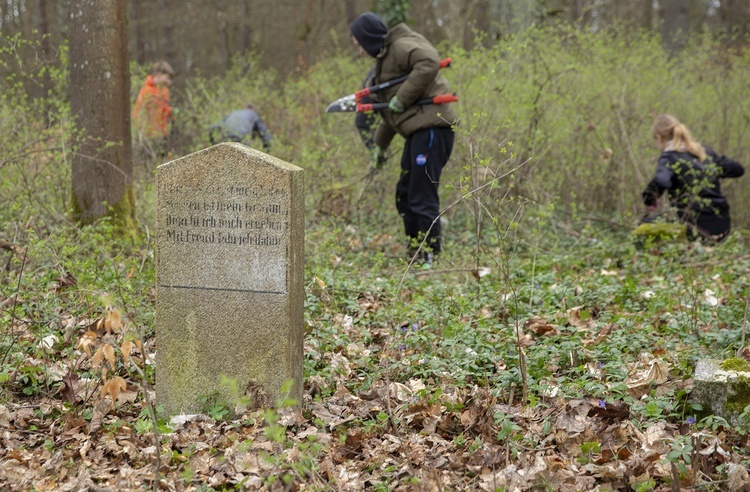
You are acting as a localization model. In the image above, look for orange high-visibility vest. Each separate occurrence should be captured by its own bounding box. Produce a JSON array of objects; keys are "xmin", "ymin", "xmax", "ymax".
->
[{"xmin": 132, "ymin": 75, "xmax": 172, "ymax": 139}]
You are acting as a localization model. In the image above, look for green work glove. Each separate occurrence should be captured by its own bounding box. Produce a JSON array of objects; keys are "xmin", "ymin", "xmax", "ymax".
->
[
  {"xmin": 371, "ymin": 145, "xmax": 387, "ymax": 170},
  {"xmin": 388, "ymin": 95, "xmax": 405, "ymax": 113}
]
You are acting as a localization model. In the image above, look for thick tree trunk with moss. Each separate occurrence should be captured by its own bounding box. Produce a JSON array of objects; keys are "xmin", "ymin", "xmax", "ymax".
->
[{"xmin": 69, "ymin": 0, "xmax": 136, "ymax": 232}]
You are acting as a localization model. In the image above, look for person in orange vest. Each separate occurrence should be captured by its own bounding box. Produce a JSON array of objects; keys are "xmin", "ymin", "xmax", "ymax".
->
[{"xmin": 132, "ymin": 60, "xmax": 174, "ymax": 156}]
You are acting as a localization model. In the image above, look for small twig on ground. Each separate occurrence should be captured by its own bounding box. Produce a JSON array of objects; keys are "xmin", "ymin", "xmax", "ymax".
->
[
  {"xmin": 738, "ymin": 291, "xmax": 750, "ymax": 357},
  {"xmin": 412, "ymin": 267, "xmax": 487, "ymax": 277},
  {"xmin": 1, "ymin": 247, "xmax": 28, "ymax": 366},
  {"xmin": 670, "ymin": 461, "xmax": 682, "ymax": 492},
  {"xmin": 114, "ymin": 284, "xmax": 161, "ymax": 492}
]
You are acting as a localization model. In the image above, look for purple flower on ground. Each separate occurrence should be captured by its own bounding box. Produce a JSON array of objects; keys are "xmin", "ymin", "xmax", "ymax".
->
[
  {"xmin": 411, "ymin": 323, "xmax": 419, "ymax": 331},
  {"xmin": 400, "ymin": 325, "xmax": 408, "ymax": 333},
  {"xmin": 398, "ymin": 345, "xmax": 405, "ymax": 351},
  {"xmin": 598, "ymin": 399, "xmax": 606, "ymax": 409},
  {"xmin": 686, "ymin": 416, "xmax": 696, "ymax": 425}
]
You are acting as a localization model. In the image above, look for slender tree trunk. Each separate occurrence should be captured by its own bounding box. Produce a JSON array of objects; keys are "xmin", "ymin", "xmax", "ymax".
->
[
  {"xmin": 32, "ymin": 0, "xmax": 54, "ymax": 114},
  {"xmin": 239, "ymin": 0, "xmax": 252, "ymax": 52},
  {"xmin": 217, "ymin": 5, "xmax": 230, "ymax": 70},
  {"xmin": 69, "ymin": 0, "xmax": 136, "ymax": 231},
  {"xmin": 36, "ymin": 0, "xmax": 50, "ymax": 57},
  {"xmin": 494, "ymin": 0, "xmax": 539, "ymax": 36},
  {"xmin": 22, "ymin": 0, "xmax": 34, "ymax": 41},
  {"xmin": 719, "ymin": 0, "xmax": 750, "ymax": 35},
  {"xmin": 157, "ymin": 0, "xmax": 177, "ymax": 68},
  {"xmin": 1, "ymin": 1, "xmax": 25, "ymax": 37},
  {"xmin": 345, "ymin": 0, "xmax": 358, "ymax": 22},
  {"xmin": 640, "ymin": 0, "xmax": 654, "ymax": 30},
  {"xmin": 660, "ymin": 0, "xmax": 691, "ymax": 53},
  {"xmin": 296, "ymin": 0, "xmax": 315, "ymax": 69},
  {"xmin": 131, "ymin": 0, "xmax": 146, "ymax": 64}
]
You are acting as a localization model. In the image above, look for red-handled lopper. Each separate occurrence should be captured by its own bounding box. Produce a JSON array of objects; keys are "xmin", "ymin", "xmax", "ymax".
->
[{"xmin": 325, "ymin": 58, "xmax": 457, "ymax": 113}]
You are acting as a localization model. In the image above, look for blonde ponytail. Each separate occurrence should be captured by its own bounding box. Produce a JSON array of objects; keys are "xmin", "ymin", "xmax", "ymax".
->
[
  {"xmin": 672, "ymin": 123, "xmax": 706, "ymax": 162},
  {"xmin": 651, "ymin": 114, "xmax": 707, "ymax": 162}
]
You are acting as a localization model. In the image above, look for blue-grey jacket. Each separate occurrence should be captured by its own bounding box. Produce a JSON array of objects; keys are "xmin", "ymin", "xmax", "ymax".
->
[{"xmin": 210, "ymin": 109, "xmax": 272, "ymax": 149}]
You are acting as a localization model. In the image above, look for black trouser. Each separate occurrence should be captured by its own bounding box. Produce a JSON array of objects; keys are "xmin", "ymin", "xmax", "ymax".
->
[
  {"xmin": 691, "ymin": 214, "xmax": 732, "ymax": 243},
  {"xmin": 643, "ymin": 209, "xmax": 732, "ymax": 243},
  {"xmin": 396, "ymin": 126, "xmax": 454, "ymax": 254}
]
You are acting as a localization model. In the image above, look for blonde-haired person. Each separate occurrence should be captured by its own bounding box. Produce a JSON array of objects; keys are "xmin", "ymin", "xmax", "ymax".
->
[{"xmin": 642, "ymin": 114, "xmax": 744, "ymax": 242}]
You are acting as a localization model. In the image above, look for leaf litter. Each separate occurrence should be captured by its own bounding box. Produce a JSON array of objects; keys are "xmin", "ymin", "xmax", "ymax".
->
[{"xmin": 2, "ymin": 234, "xmax": 750, "ymax": 490}]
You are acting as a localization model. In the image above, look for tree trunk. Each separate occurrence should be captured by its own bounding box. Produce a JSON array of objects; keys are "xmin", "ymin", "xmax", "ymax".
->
[
  {"xmin": 488, "ymin": 0, "xmax": 539, "ymax": 38},
  {"xmin": 660, "ymin": 0, "xmax": 691, "ymax": 53},
  {"xmin": 131, "ymin": 0, "xmax": 146, "ymax": 64},
  {"xmin": 640, "ymin": 0, "xmax": 655, "ymax": 30},
  {"xmin": 719, "ymin": 0, "xmax": 750, "ymax": 36},
  {"xmin": 239, "ymin": 0, "xmax": 252, "ymax": 52},
  {"xmin": 345, "ymin": 0, "xmax": 358, "ymax": 22},
  {"xmin": 36, "ymin": 0, "xmax": 51, "ymax": 57},
  {"xmin": 69, "ymin": 0, "xmax": 136, "ymax": 231},
  {"xmin": 296, "ymin": 0, "xmax": 315, "ymax": 69},
  {"xmin": 157, "ymin": 0, "xmax": 177, "ymax": 68}
]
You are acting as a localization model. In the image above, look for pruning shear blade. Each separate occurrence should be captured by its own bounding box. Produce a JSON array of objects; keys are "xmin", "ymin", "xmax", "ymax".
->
[{"xmin": 325, "ymin": 95, "xmax": 357, "ymax": 113}]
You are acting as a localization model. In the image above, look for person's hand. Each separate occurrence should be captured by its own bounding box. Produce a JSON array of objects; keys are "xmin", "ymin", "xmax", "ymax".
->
[
  {"xmin": 371, "ymin": 145, "xmax": 387, "ymax": 170},
  {"xmin": 388, "ymin": 96, "xmax": 405, "ymax": 113}
]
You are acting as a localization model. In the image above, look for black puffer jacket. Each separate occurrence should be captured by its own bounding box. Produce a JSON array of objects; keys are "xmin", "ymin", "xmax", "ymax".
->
[{"xmin": 642, "ymin": 147, "xmax": 744, "ymax": 222}]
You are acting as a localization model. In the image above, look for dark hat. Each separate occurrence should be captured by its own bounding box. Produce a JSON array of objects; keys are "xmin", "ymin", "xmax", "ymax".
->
[{"xmin": 350, "ymin": 12, "xmax": 388, "ymax": 57}]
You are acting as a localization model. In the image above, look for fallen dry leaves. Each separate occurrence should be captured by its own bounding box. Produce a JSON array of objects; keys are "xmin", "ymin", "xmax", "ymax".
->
[
  {"xmin": 1, "ymin": 294, "xmax": 749, "ymax": 490},
  {"xmin": 1, "ymin": 340, "xmax": 750, "ymax": 491}
]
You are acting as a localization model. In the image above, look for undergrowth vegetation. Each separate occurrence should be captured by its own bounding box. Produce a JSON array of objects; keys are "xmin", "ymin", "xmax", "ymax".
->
[{"xmin": 1, "ymin": 23, "xmax": 750, "ymax": 491}]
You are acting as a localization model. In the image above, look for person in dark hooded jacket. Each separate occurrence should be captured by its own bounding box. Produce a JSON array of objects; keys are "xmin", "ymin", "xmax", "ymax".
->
[
  {"xmin": 642, "ymin": 114, "xmax": 744, "ymax": 242},
  {"xmin": 350, "ymin": 12, "xmax": 458, "ymax": 267}
]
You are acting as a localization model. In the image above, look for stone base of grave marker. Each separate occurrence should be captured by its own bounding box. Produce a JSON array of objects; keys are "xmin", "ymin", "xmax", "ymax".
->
[
  {"xmin": 156, "ymin": 143, "xmax": 304, "ymax": 415},
  {"xmin": 692, "ymin": 359, "xmax": 750, "ymax": 426}
]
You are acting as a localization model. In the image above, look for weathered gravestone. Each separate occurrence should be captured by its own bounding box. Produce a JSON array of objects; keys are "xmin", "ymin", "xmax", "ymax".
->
[{"xmin": 156, "ymin": 143, "xmax": 304, "ymax": 415}]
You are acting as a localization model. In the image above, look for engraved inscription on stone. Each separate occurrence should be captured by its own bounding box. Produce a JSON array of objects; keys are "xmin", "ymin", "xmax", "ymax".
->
[
  {"xmin": 158, "ymin": 182, "xmax": 289, "ymax": 293},
  {"xmin": 156, "ymin": 143, "xmax": 304, "ymax": 416}
]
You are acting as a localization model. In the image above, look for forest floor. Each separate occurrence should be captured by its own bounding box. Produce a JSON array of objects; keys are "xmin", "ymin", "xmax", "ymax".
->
[{"xmin": 2, "ymin": 216, "xmax": 750, "ymax": 491}]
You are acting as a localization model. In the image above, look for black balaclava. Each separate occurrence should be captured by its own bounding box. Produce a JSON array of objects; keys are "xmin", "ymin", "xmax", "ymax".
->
[{"xmin": 350, "ymin": 12, "xmax": 388, "ymax": 57}]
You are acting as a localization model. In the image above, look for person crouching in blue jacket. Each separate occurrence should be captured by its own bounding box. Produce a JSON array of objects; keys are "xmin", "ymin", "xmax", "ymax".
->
[{"xmin": 209, "ymin": 103, "xmax": 272, "ymax": 152}]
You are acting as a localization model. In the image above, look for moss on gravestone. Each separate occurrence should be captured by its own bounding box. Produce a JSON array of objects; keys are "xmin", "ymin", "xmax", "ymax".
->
[
  {"xmin": 720, "ymin": 357, "xmax": 750, "ymax": 372},
  {"xmin": 632, "ymin": 222, "xmax": 686, "ymax": 241}
]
